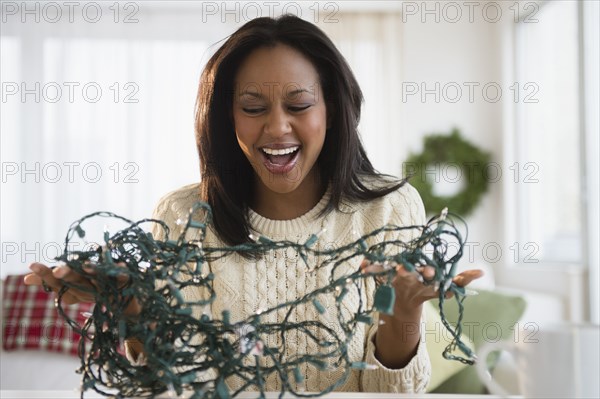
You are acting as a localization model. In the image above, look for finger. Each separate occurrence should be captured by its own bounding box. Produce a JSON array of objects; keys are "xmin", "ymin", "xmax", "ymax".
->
[
  {"xmin": 114, "ymin": 261, "xmax": 132, "ymax": 287},
  {"xmin": 24, "ymin": 272, "xmax": 43, "ymax": 286},
  {"xmin": 82, "ymin": 261, "xmax": 98, "ymax": 275},
  {"xmin": 54, "ymin": 263, "xmax": 105, "ymax": 286},
  {"xmin": 453, "ymin": 269, "xmax": 484, "ymax": 287},
  {"xmin": 52, "ymin": 264, "xmax": 72, "ymax": 279},
  {"xmin": 56, "ymin": 280, "xmax": 96, "ymax": 305},
  {"xmin": 359, "ymin": 259, "xmax": 370, "ymax": 271},
  {"xmin": 28, "ymin": 263, "xmax": 96, "ymax": 306},
  {"xmin": 81, "ymin": 261, "xmax": 131, "ymax": 288},
  {"xmin": 412, "ymin": 265, "xmax": 436, "ymax": 281},
  {"xmin": 29, "ymin": 263, "xmax": 63, "ymax": 291},
  {"xmin": 54, "ymin": 265, "xmax": 104, "ymax": 300},
  {"xmin": 394, "ymin": 263, "xmax": 411, "ymax": 278},
  {"xmin": 421, "ymin": 266, "xmax": 436, "ymax": 280},
  {"xmin": 361, "ymin": 263, "xmax": 384, "ymax": 274},
  {"xmin": 54, "ymin": 262, "xmax": 97, "ymax": 280},
  {"xmin": 61, "ymin": 291, "xmax": 94, "ymax": 305},
  {"xmin": 53, "ymin": 265, "xmax": 93, "ymax": 286}
]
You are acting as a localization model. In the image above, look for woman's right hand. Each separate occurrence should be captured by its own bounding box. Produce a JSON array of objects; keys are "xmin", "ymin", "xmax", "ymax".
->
[
  {"xmin": 24, "ymin": 262, "xmax": 141, "ymax": 316},
  {"xmin": 24, "ymin": 262, "xmax": 95, "ymax": 304}
]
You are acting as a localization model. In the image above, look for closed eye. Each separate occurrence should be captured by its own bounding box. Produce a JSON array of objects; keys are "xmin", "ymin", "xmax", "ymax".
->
[
  {"xmin": 288, "ymin": 105, "xmax": 311, "ymax": 112},
  {"xmin": 242, "ymin": 108, "xmax": 264, "ymax": 114},
  {"xmin": 242, "ymin": 105, "xmax": 311, "ymax": 114}
]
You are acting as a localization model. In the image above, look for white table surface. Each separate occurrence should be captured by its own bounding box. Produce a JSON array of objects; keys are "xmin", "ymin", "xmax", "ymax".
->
[{"xmin": 0, "ymin": 391, "xmax": 521, "ymax": 398}]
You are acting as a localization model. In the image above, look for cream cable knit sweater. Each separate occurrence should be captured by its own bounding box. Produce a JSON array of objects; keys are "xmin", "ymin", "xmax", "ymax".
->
[{"xmin": 147, "ymin": 180, "xmax": 431, "ymax": 393}]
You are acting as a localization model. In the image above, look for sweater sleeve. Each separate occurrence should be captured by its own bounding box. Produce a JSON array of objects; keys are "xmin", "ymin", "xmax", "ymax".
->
[
  {"xmin": 360, "ymin": 183, "xmax": 432, "ymax": 393},
  {"xmin": 147, "ymin": 189, "xmax": 186, "ymax": 241}
]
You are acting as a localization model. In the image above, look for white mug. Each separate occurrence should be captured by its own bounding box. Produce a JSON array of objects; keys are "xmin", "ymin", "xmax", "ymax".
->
[{"xmin": 475, "ymin": 323, "xmax": 600, "ymax": 398}]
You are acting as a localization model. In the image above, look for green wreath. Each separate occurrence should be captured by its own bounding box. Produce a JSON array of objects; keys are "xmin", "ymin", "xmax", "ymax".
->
[{"xmin": 404, "ymin": 128, "xmax": 492, "ymax": 216}]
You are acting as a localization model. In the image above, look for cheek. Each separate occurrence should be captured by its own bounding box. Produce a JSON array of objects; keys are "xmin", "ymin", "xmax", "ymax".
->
[
  {"xmin": 233, "ymin": 115, "xmax": 259, "ymax": 155},
  {"xmin": 301, "ymin": 112, "xmax": 327, "ymax": 147}
]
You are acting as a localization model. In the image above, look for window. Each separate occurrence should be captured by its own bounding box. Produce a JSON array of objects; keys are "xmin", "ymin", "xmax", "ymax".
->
[{"xmin": 513, "ymin": 1, "xmax": 582, "ymax": 264}]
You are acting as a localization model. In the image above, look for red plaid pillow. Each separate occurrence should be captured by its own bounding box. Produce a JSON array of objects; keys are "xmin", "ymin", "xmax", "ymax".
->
[{"xmin": 2, "ymin": 274, "xmax": 94, "ymax": 356}]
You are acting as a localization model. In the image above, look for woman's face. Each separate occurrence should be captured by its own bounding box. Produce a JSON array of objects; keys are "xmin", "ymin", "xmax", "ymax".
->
[{"xmin": 232, "ymin": 44, "xmax": 328, "ymax": 202}]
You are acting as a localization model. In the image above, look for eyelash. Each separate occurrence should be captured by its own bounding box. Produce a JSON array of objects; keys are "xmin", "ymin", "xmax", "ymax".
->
[{"xmin": 243, "ymin": 105, "xmax": 311, "ymax": 114}]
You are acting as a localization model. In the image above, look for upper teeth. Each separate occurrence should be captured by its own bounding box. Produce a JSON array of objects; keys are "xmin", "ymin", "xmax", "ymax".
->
[{"xmin": 262, "ymin": 146, "xmax": 299, "ymax": 156}]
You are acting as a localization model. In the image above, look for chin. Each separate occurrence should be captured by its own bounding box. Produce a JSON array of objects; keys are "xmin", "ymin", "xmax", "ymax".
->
[{"xmin": 261, "ymin": 180, "xmax": 304, "ymax": 195}]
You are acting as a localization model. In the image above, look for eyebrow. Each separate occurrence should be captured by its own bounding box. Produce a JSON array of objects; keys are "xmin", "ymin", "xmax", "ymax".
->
[
  {"xmin": 239, "ymin": 91, "xmax": 262, "ymax": 99},
  {"xmin": 288, "ymin": 88, "xmax": 314, "ymax": 97},
  {"xmin": 238, "ymin": 88, "xmax": 314, "ymax": 98}
]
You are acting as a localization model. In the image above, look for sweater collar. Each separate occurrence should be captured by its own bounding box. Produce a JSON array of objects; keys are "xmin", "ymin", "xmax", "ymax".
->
[{"xmin": 247, "ymin": 186, "xmax": 331, "ymax": 238}]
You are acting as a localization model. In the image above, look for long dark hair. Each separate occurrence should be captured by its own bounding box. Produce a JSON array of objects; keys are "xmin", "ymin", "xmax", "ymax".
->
[{"xmin": 195, "ymin": 14, "xmax": 406, "ymax": 247}]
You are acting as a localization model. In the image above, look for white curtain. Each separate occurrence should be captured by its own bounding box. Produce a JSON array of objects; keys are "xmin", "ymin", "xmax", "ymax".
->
[
  {"xmin": 317, "ymin": 13, "xmax": 404, "ymax": 176},
  {"xmin": 1, "ymin": 3, "xmax": 403, "ymax": 277}
]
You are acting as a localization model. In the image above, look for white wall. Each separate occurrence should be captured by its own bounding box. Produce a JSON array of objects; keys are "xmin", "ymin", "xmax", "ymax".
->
[{"xmin": 399, "ymin": 10, "xmax": 505, "ymax": 273}]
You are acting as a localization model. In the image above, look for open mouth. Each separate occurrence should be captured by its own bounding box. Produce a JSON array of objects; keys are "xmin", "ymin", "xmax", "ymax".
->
[{"xmin": 260, "ymin": 146, "xmax": 300, "ymax": 174}]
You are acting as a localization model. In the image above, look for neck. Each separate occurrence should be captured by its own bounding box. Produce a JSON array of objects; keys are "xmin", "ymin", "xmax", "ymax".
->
[{"xmin": 252, "ymin": 171, "xmax": 325, "ymax": 220}]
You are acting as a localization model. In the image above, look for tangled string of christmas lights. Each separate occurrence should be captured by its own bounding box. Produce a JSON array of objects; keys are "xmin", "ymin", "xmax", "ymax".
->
[{"xmin": 53, "ymin": 202, "xmax": 475, "ymax": 398}]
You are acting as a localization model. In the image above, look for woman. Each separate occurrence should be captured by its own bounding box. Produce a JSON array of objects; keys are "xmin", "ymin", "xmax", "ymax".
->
[{"xmin": 25, "ymin": 14, "xmax": 482, "ymax": 394}]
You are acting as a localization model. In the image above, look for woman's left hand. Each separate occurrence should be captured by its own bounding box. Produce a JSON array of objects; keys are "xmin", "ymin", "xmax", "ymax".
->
[{"xmin": 360, "ymin": 259, "xmax": 484, "ymax": 316}]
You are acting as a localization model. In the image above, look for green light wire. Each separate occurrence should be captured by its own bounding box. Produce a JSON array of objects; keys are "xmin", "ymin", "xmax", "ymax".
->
[{"xmin": 53, "ymin": 202, "xmax": 475, "ymax": 398}]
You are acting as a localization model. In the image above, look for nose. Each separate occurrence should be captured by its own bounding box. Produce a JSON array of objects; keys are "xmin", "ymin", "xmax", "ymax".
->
[{"xmin": 264, "ymin": 104, "xmax": 292, "ymax": 138}]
